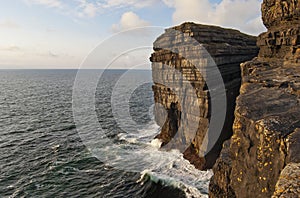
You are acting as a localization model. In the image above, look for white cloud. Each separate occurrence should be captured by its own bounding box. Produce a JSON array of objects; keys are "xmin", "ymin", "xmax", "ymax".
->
[
  {"xmin": 22, "ymin": 0, "xmax": 266, "ymax": 35},
  {"xmin": 103, "ymin": 0, "xmax": 158, "ymax": 9},
  {"xmin": 161, "ymin": 0, "xmax": 174, "ymax": 7},
  {"xmin": 0, "ymin": 19, "xmax": 20, "ymax": 29},
  {"xmin": 170, "ymin": 0, "xmax": 212, "ymax": 25},
  {"xmin": 163, "ymin": 0, "xmax": 266, "ymax": 35},
  {"xmin": 48, "ymin": 50, "xmax": 59, "ymax": 57},
  {"xmin": 112, "ymin": 11, "xmax": 150, "ymax": 32},
  {"xmin": 24, "ymin": 0, "xmax": 158, "ymax": 19},
  {"xmin": 25, "ymin": 0, "xmax": 63, "ymax": 8},
  {"xmin": 76, "ymin": 1, "xmax": 99, "ymax": 18},
  {"xmin": 83, "ymin": 3, "xmax": 98, "ymax": 17},
  {"xmin": 0, "ymin": 45, "xmax": 21, "ymax": 52}
]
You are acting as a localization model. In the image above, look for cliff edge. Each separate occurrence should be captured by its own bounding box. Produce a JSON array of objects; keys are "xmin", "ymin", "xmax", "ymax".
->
[
  {"xmin": 210, "ymin": 0, "xmax": 300, "ymax": 197},
  {"xmin": 150, "ymin": 23, "xmax": 258, "ymax": 170}
]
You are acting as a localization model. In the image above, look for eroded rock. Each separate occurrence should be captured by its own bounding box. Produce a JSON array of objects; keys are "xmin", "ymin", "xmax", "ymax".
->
[
  {"xmin": 150, "ymin": 22, "xmax": 258, "ymax": 170},
  {"xmin": 210, "ymin": 0, "xmax": 300, "ymax": 197},
  {"xmin": 272, "ymin": 163, "xmax": 300, "ymax": 197}
]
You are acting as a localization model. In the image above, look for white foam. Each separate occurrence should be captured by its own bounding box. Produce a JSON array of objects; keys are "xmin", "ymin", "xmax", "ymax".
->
[
  {"xmin": 136, "ymin": 124, "xmax": 212, "ymax": 197},
  {"xmin": 117, "ymin": 120, "xmax": 160, "ymax": 144},
  {"xmin": 138, "ymin": 167, "xmax": 213, "ymax": 198},
  {"xmin": 118, "ymin": 133, "xmax": 138, "ymax": 144},
  {"xmin": 101, "ymin": 121, "xmax": 213, "ymax": 197},
  {"xmin": 149, "ymin": 138, "xmax": 162, "ymax": 149}
]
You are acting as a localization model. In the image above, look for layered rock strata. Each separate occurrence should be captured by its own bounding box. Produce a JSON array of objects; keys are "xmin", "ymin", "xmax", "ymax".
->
[
  {"xmin": 150, "ymin": 23, "xmax": 258, "ymax": 170},
  {"xmin": 210, "ymin": 0, "xmax": 300, "ymax": 197}
]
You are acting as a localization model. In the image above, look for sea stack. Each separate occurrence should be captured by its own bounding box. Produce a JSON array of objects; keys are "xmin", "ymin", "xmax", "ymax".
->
[
  {"xmin": 210, "ymin": 0, "xmax": 300, "ymax": 197},
  {"xmin": 150, "ymin": 23, "xmax": 258, "ymax": 170}
]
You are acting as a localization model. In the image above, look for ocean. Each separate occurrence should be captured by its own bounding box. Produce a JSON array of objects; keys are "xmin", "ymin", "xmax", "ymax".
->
[{"xmin": 0, "ymin": 70, "xmax": 212, "ymax": 198}]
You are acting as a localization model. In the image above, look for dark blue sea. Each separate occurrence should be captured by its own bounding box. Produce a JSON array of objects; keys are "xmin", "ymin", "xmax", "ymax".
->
[{"xmin": 0, "ymin": 70, "xmax": 212, "ymax": 198}]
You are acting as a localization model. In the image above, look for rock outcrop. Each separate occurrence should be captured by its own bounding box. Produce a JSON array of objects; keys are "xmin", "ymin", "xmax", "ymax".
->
[
  {"xmin": 273, "ymin": 162, "xmax": 300, "ymax": 197},
  {"xmin": 210, "ymin": 1, "xmax": 300, "ymax": 197},
  {"xmin": 150, "ymin": 23, "xmax": 258, "ymax": 170}
]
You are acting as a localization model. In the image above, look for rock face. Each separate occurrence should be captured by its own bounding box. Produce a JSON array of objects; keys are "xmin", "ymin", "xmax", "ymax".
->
[
  {"xmin": 150, "ymin": 23, "xmax": 258, "ymax": 170},
  {"xmin": 273, "ymin": 162, "xmax": 300, "ymax": 197},
  {"xmin": 210, "ymin": 1, "xmax": 300, "ymax": 197}
]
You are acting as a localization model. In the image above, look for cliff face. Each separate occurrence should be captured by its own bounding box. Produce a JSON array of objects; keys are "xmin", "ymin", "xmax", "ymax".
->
[
  {"xmin": 150, "ymin": 23, "xmax": 258, "ymax": 170},
  {"xmin": 210, "ymin": 1, "xmax": 300, "ymax": 197}
]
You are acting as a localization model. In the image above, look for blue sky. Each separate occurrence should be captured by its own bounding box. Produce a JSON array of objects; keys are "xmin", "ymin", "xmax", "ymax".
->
[{"xmin": 0, "ymin": 0, "xmax": 265, "ymax": 69}]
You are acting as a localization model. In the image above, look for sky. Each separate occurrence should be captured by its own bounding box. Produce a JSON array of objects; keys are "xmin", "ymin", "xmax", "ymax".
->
[{"xmin": 0, "ymin": 0, "xmax": 266, "ymax": 69}]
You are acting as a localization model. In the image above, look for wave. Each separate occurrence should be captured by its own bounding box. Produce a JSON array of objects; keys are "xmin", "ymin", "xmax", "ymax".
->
[
  {"xmin": 138, "ymin": 169, "xmax": 212, "ymax": 198},
  {"xmin": 116, "ymin": 121, "xmax": 213, "ymax": 198},
  {"xmin": 85, "ymin": 118, "xmax": 214, "ymax": 198},
  {"xmin": 136, "ymin": 148, "xmax": 213, "ymax": 198}
]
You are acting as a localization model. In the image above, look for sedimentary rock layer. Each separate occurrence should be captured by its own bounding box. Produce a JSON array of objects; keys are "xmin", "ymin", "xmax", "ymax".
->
[
  {"xmin": 210, "ymin": 1, "xmax": 300, "ymax": 197},
  {"xmin": 150, "ymin": 22, "xmax": 258, "ymax": 170}
]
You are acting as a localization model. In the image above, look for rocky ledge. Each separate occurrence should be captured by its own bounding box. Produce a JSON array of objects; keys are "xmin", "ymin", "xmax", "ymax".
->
[
  {"xmin": 150, "ymin": 23, "xmax": 258, "ymax": 170},
  {"xmin": 210, "ymin": 0, "xmax": 300, "ymax": 197}
]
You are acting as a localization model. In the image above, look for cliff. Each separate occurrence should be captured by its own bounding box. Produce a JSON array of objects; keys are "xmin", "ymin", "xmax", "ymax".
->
[
  {"xmin": 150, "ymin": 23, "xmax": 258, "ymax": 170},
  {"xmin": 210, "ymin": 0, "xmax": 300, "ymax": 197}
]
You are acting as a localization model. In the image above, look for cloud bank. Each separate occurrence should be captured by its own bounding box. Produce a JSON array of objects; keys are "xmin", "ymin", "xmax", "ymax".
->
[
  {"xmin": 0, "ymin": 19, "xmax": 21, "ymax": 29},
  {"xmin": 163, "ymin": 0, "xmax": 266, "ymax": 35},
  {"xmin": 23, "ymin": 0, "xmax": 266, "ymax": 35},
  {"xmin": 25, "ymin": 0, "xmax": 62, "ymax": 8}
]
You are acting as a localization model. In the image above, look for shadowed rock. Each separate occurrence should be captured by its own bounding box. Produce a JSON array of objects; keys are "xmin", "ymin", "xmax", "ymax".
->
[{"xmin": 210, "ymin": 0, "xmax": 300, "ymax": 197}]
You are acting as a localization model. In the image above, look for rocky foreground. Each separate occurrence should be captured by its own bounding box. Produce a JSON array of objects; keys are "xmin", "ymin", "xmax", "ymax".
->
[
  {"xmin": 151, "ymin": 0, "xmax": 300, "ymax": 197},
  {"xmin": 210, "ymin": 0, "xmax": 300, "ymax": 197},
  {"xmin": 150, "ymin": 0, "xmax": 299, "ymax": 197}
]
